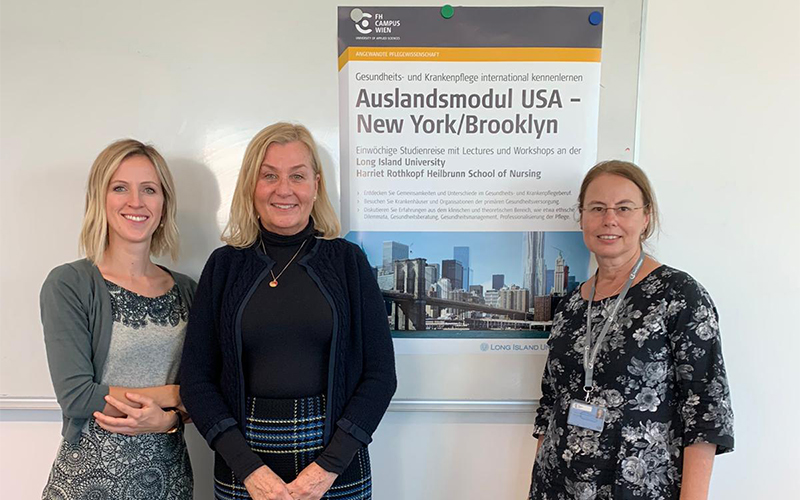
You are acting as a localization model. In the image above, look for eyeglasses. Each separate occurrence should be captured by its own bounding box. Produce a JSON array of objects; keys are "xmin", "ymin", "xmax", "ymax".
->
[{"xmin": 580, "ymin": 205, "xmax": 648, "ymax": 219}]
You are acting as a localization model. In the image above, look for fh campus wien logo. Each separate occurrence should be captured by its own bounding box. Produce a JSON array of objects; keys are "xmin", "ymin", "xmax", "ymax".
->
[
  {"xmin": 351, "ymin": 8, "xmax": 373, "ymax": 34},
  {"xmin": 351, "ymin": 8, "xmax": 401, "ymax": 35}
]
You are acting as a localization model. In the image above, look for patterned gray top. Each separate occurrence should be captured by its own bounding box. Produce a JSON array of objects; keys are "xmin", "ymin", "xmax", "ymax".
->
[
  {"xmin": 530, "ymin": 265, "xmax": 734, "ymax": 500},
  {"xmin": 101, "ymin": 281, "xmax": 188, "ymax": 387}
]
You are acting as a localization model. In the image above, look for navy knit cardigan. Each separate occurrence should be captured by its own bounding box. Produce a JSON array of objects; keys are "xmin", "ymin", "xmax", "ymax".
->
[{"xmin": 180, "ymin": 237, "xmax": 397, "ymax": 448}]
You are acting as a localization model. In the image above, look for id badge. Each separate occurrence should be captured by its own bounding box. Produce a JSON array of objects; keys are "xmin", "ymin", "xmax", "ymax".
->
[{"xmin": 567, "ymin": 400, "xmax": 606, "ymax": 432}]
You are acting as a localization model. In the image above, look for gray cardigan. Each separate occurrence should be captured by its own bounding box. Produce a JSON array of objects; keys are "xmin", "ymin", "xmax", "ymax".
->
[{"xmin": 40, "ymin": 259, "xmax": 197, "ymax": 443}]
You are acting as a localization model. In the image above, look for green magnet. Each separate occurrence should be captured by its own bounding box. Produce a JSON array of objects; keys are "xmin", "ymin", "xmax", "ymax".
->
[{"xmin": 441, "ymin": 5, "xmax": 454, "ymax": 19}]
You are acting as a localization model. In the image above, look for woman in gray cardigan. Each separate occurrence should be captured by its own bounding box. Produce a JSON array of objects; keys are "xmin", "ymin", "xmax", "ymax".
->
[{"xmin": 40, "ymin": 140, "xmax": 197, "ymax": 500}]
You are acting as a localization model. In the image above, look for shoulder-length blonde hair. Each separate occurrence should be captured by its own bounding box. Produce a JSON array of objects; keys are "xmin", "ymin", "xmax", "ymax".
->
[
  {"xmin": 79, "ymin": 139, "xmax": 180, "ymax": 263},
  {"xmin": 222, "ymin": 122, "xmax": 340, "ymax": 247},
  {"xmin": 578, "ymin": 160, "xmax": 660, "ymax": 242}
]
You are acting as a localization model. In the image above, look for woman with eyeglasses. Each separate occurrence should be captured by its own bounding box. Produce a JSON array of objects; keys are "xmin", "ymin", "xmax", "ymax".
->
[{"xmin": 528, "ymin": 161, "xmax": 734, "ymax": 500}]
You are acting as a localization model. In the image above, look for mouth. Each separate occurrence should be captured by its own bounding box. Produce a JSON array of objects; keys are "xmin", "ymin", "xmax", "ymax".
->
[
  {"xmin": 597, "ymin": 235, "xmax": 621, "ymax": 241},
  {"xmin": 122, "ymin": 214, "xmax": 149, "ymax": 222},
  {"xmin": 271, "ymin": 203, "xmax": 298, "ymax": 210}
]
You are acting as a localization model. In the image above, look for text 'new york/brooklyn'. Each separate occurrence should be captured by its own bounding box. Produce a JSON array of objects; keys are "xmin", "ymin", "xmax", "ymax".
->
[{"xmin": 357, "ymin": 113, "xmax": 558, "ymax": 137}]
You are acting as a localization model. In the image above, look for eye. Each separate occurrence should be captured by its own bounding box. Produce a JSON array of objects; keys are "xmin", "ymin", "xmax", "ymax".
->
[
  {"xmin": 112, "ymin": 185, "xmax": 126, "ymax": 192},
  {"xmin": 617, "ymin": 206, "xmax": 632, "ymax": 213},
  {"xmin": 291, "ymin": 173, "xmax": 305, "ymax": 180},
  {"xmin": 144, "ymin": 187, "xmax": 157, "ymax": 195},
  {"xmin": 262, "ymin": 172, "xmax": 277, "ymax": 180},
  {"xmin": 589, "ymin": 206, "xmax": 605, "ymax": 213}
]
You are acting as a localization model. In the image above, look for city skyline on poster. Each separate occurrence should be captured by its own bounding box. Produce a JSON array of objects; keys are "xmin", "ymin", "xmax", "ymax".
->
[{"xmin": 346, "ymin": 230, "xmax": 590, "ymax": 334}]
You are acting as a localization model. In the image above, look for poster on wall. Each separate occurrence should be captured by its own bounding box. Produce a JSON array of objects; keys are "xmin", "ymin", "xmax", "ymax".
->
[{"xmin": 338, "ymin": 6, "xmax": 603, "ymax": 351}]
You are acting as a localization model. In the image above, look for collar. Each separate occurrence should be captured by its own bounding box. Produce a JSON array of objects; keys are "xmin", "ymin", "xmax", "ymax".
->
[{"xmin": 258, "ymin": 217, "xmax": 317, "ymax": 247}]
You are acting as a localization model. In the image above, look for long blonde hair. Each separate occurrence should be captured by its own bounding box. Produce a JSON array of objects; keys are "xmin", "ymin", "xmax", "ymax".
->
[
  {"xmin": 79, "ymin": 139, "xmax": 180, "ymax": 263},
  {"xmin": 222, "ymin": 123, "xmax": 340, "ymax": 247}
]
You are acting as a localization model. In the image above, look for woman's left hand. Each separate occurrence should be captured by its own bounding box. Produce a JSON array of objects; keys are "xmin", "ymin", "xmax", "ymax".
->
[
  {"xmin": 93, "ymin": 392, "xmax": 178, "ymax": 435},
  {"xmin": 285, "ymin": 462, "xmax": 338, "ymax": 500}
]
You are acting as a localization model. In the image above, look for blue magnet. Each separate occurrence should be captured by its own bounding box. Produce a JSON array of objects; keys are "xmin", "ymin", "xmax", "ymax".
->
[{"xmin": 588, "ymin": 11, "xmax": 603, "ymax": 26}]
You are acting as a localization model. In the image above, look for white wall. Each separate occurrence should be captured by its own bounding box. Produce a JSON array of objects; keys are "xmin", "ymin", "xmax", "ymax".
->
[
  {"xmin": 636, "ymin": 1, "xmax": 800, "ymax": 497},
  {"xmin": 2, "ymin": 0, "xmax": 799, "ymax": 499}
]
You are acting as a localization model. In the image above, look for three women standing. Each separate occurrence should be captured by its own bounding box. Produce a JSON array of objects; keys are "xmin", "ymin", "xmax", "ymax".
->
[
  {"xmin": 41, "ymin": 136, "xmax": 730, "ymax": 500},
  {"xmin": 41, "ymin": 140, "xmax": 196, "ymax": 499},
  {"xmin": 180, "ymin": 123, "xmax": 397, "ymax": 500},
  {"xmin": 529, "ymin": 161, "xmax": 734, "ymax": 499}
]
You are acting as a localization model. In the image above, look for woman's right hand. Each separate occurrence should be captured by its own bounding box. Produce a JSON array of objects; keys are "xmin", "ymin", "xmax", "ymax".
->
[
  {"xmin": 243, "ymin": 466, "xmax": 294, "ymax": 500},
  {"xmin": 93, "ymin": 392, "xmax": 178, "ymax": 435}
]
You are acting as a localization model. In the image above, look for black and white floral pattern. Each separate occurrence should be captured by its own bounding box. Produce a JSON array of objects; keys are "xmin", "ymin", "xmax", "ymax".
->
[
  {"xmin": 106, "ymin": 280, "xmax": 187, "ymax": 329},
  {"xmin": 529, "ymin": 266, "xmax": 733, "ymax": 500},
  {"xmin": 42, "ymin": 420, "xmax": 192, "ymax": 500}
]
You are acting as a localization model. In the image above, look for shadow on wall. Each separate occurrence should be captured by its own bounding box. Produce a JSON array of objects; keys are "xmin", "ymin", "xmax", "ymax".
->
[
  {"xmin": 185, "ymin": 424, "xmax": 214, "ymax": 500},
  {"xmin": 166, "ymin": 158, "xmax": 223, "ymax": 280},
  {"xmin": 315, "ymin": 145, "xmax": 342, "ymax": 223},
  {"xmin": 163, "ymin": 158, "xmax": 220, "ymax": 499}
]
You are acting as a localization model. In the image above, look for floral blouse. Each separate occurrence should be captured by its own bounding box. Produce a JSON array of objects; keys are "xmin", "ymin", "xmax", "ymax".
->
[{"xmin": 529, "ymin": 266, "xmax": 734, "ymax": 500}]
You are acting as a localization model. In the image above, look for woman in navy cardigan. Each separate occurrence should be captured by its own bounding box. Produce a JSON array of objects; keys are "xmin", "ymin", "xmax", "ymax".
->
[{"xmin": 180, "ymin": 122, "xmax": 396, "ymax": 500}]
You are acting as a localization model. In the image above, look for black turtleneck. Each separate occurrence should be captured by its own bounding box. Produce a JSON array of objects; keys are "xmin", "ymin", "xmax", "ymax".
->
[
  {"xmin": 241, "ymin": 220, "xmax": 331, "ymax": 397},
  {"xmin": 212, "ymin": 219, "xmax": 363, "ymax": 480}
]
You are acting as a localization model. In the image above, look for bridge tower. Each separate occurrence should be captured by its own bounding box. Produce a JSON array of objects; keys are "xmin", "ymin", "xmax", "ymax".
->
[{"xmin": 392, "ymin": 258, "xmax": 427, "ymax": 330}]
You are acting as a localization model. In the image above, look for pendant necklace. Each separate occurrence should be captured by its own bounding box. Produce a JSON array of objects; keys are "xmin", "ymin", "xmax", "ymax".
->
[{"xmin": 259, "ymin": 238, "xmax": 307, "ymax": 288}]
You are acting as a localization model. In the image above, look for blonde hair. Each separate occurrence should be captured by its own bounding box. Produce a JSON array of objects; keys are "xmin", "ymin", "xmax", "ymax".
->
[
  {"xmin": 578, "ymin": 160, "xmax": 660, "ymax": 242},
  {"xmin": 222, "ymin": 122, "xmax": 340, "ymax": 247},
  {"xmin": 79, "ymin": 139, "xmax": 180, "ymax": 263}
]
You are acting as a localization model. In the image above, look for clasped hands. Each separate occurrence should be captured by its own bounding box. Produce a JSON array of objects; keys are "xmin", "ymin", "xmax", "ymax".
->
[
  {"xmin": 93, "ymin": 392, "xmax": 183, "ymax": 435},
  {"xmin": 243, "ymin": 462, "xmax": 338, "ymax": 500}
]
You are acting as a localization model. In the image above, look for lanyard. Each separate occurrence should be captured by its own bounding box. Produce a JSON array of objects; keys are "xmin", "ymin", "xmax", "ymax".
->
[{"xmin": 583, "ymin": 252, "xmax": 645, "ymax": 399}]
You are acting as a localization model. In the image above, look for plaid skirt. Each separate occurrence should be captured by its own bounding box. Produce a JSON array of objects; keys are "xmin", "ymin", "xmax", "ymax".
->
[{"xmin": 213, "ymin": 394, "xmax": 372, "ymax": 500}]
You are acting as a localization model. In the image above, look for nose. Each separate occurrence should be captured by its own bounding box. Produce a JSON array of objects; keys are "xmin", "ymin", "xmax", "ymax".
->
[
  {"xmin": 601, "ymin": 208, "xmax": 619, "ymax": 225},
  {"xmin": 127, "ymin": 189, "xmax": 143, "ymax": 207},
  {"xmin": 275, "ymin": 176, "xmax": 292, "ymax": 196}
]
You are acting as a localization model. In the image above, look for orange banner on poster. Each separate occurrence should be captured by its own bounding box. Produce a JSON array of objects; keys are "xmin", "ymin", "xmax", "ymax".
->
[{"xmin": 338, "ymin": 47, "xmax": 601, "ymax": 70}]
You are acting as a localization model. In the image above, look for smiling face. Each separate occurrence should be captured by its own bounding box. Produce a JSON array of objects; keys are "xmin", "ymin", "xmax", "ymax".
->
[
  {"xmin": 254, "ymin": 141, "xmax": 319, "ymax": 236},
  {"xmin": 105, "ymin": 155, "xmax": 164, "ymax": 249},
  {"xmin": 581, "ymin": 173, "xmax": 650, "ymax": 263}
]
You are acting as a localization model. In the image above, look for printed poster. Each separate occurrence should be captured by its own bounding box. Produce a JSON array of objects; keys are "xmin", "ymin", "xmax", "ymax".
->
[{"xmin": 338, "ymin": 6, "xmax": 603, "ymax": 351}]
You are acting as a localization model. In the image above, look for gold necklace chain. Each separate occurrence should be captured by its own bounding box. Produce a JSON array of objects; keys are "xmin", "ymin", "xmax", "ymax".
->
[
  {"xmin": 596, "ymin": 279, "xmax": 625, "ymax": 297},
  {"xmin": 259, "ymin": 238, "xmax": 307, "ymax": 288}
]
